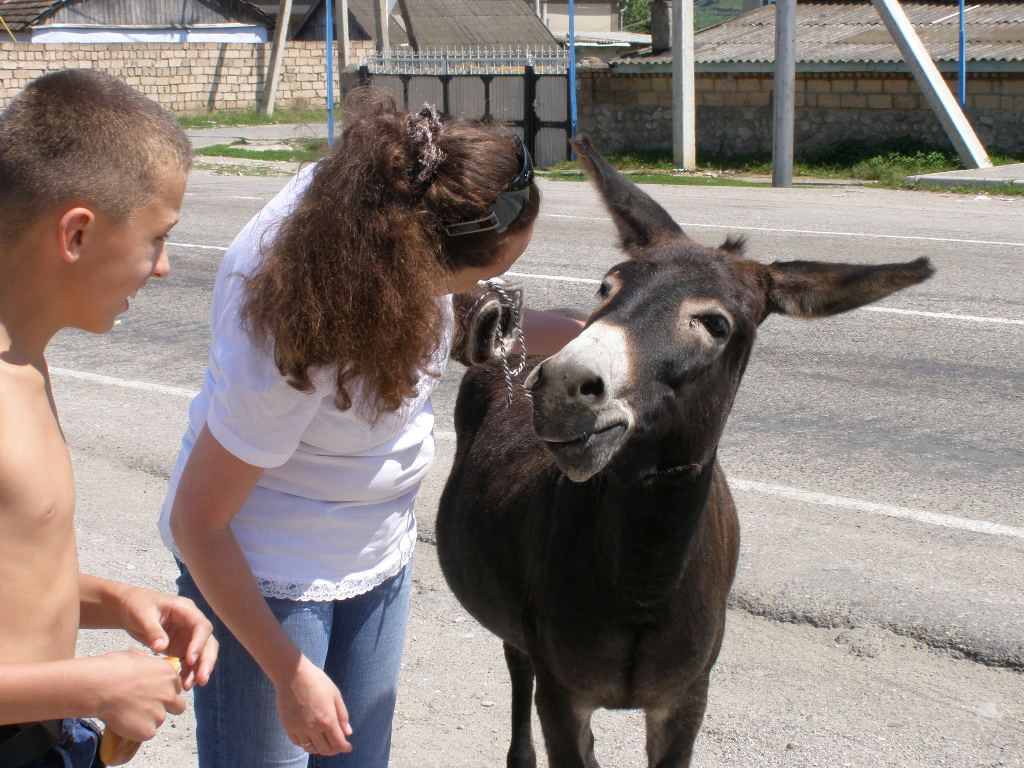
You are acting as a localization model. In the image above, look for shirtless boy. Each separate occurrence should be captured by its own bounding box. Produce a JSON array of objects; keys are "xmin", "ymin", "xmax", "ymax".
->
[{"xmin": 0, "ymin": 70, "xmax": 218, "ymax": 766}]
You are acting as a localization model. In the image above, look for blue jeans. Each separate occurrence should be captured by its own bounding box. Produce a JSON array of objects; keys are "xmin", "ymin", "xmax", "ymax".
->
[
  {"xmin": 177, "ymin": 562, "xmax": 412, "ymax": 768},
  {"xmin": 18, "ymin": 719, "xmax": 102, "ymax": 768}
]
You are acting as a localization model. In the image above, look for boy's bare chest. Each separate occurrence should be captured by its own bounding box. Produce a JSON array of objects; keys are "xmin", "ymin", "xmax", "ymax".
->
[
  {"xmin": 0, "ymin": 373, "xmax": 79, "ymax": 660},
  {"xmin": 0, "ymin": 377, "xmax": 76, "ymax": 540}
]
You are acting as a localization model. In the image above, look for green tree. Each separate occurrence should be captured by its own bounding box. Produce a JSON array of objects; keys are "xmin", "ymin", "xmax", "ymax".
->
[{"xmin": 620, "ymin": 0, "xmax": 652, "ymax": 33}]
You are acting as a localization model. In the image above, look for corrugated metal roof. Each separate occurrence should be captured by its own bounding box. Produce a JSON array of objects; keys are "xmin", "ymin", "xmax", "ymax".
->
[
  {"xmin": 614, "ymin": 0, "xmax": 1024, "ymax": 66},
  {"xmin": 0, "ymin": 0, "xmax": 272, "ymax": 32},
  {"xmin": 293, "ymin": 0, "xmax": 556, "ymax": 47},
  {"xmin": 402, "ymin": 0, "xmax": 558, "ymax": 48}
]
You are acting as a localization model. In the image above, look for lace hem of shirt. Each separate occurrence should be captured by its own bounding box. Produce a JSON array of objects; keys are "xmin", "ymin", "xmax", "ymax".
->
[{"xmin": 254, "ymin": 547, "xmax": 414, "ymax": 602}]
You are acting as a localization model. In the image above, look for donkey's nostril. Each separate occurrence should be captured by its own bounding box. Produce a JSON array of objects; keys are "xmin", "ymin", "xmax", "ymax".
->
[{"xmin": 579, "ymin": 377, "xmax": 605, "ymax": 399}]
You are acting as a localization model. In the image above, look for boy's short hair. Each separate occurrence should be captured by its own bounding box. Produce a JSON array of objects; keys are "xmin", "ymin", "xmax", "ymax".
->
[{"xmin": 0, "ymin": 69, "xmax": 192, "ymax": 244}]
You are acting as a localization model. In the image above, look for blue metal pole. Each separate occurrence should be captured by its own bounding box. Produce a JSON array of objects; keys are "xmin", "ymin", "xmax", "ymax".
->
[
  {"xmin": 326, "ymin": 0, "xmax": 336, "ymax": 144},
  {"xmin": 568, "ymin": 0, "xmax": 577, "ymax": 140},
  {"xmin": 957, "ymin": 0, "xmax": 966, "ymax": 108}
]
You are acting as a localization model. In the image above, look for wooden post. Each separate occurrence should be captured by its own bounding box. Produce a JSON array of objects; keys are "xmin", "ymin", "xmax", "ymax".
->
[
  {"xmin": 771, "ymin": 0, "xmax": 796, "ymax": 187},
  {"xmin": 374, "ymin": 0, "xmax": 390, "ymax": 54},
  {"xmin": 672, "ymin": 0, "xmax": 696, "ymax": 170},
  {"xmin": 262, "ymin": 0, "xmax": 293, "ymax": 117}
]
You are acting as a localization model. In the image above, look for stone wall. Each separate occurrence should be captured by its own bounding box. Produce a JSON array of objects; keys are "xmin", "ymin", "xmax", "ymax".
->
[
  {"xmin": 0, "ymin": 40, "xmax": 375, "ymax": 113},
  {"xmin": 3, "ymin": 43, "xmax": 1020, "ymax": 155},
  {"xmin": 578, "ymin": 69, "xmax": 1024, "ymax": 156}
]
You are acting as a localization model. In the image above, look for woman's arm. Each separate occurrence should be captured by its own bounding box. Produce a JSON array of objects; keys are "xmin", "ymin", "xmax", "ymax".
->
[
  {"xmin": 521, "ymin": 307, "xmax": 585, "ymax": 357},
  {"xmin": 169, "ymin": 426, "xmax": 351, "ymax": 756}
]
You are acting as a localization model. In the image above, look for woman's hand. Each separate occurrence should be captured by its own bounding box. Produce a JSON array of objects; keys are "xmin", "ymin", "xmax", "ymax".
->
[
  {"xmin": 118, "ymin": 586, "xmax": 219, "ymax": 691},
  {"xmin": 275, "ymin": 655, "xmax": 353, "ymax": 756}
]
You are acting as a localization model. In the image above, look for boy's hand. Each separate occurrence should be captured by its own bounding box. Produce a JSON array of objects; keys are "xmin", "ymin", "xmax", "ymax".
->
[
  {"xmin": 118, "ymin": 587, "xmax": 218, "ymax": 690},
  {"xmin": 91, "ymin": 649, "xmax": 186, "ymax": 742}
]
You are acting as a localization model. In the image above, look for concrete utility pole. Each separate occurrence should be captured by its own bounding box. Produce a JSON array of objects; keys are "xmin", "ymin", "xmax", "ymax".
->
[
  {"xmin": 870, "ymin": 0, "xmax": 990, "ymax": 168},
  {"xmin": 262, "ymin": 0, "xmax": 293, "ymax": 117},
  {"xmin": 671, "ymin": 0, "xmax": 696, "ymax": 169},
  {"xmin": 771, "ymin": 0, "xmax": 796, "ymax": 187},
  {"xmin": 396, "ymin": 0, "xmax": 418, "ymax": 52},
  {"xmin": 374, "ymin": 0, "xmax": 390, "ymax": 54},
  {"xmin": 335, "ymin": 0, "xmax": 350, "ymax": 68}
]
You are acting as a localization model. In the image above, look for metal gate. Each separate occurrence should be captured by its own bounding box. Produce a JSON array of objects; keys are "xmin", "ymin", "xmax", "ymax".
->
[{"xmin": 357, "ymin": 48, "xmax": 571, "ymax": 168}]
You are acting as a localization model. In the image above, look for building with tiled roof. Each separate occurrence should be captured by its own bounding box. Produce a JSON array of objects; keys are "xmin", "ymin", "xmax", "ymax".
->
[{"xmin": 0, "ymin": 0, "xmax": 272, "ymax": 42}]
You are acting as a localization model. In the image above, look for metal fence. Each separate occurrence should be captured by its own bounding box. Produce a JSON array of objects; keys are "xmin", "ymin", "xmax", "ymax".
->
[
  {"xmin": 358, "ymin": 47, "xmax": 571, "ymax": 166},
  {"xmin": 360, "ymin": 46, "xmax": 570, "ymax": 76}
]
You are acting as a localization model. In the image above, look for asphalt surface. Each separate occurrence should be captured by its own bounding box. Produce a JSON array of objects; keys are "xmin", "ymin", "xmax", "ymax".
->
[{"xmin": 60, "ymin": 164, "xmax": 1023, "ymax": 766}]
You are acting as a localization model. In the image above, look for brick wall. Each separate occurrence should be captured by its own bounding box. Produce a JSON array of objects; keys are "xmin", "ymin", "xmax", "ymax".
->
[
  {"xmin": 0, "ymin": 40, "xmax": 375, "ymax": 113},
  {"xmin": 579, "ymin": 69, "xmax": 1024, "ymax": 155}
]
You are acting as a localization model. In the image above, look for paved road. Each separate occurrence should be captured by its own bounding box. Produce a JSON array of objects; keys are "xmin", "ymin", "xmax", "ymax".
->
[{"xmin": 60, "ymin": 170, "xmax": 1023, "ymax": 765}]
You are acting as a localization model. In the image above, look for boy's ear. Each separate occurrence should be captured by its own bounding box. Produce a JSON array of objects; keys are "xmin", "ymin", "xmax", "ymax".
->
[{"xmin": 58, "ymin": 207, "xmax": 95, "ymax": 264}]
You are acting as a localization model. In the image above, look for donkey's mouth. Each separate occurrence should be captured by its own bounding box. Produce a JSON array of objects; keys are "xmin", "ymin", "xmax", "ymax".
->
[
  {"xmin": 541, "ymin": 421, "xmax": 626, "ymax": 447},
  {"xmin": 539, "ymin": 421, "xmax": 629, "ymax": 482}
]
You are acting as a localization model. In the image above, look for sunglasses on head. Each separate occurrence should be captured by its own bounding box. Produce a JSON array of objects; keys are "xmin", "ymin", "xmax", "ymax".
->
[{"xmin": 444, "ymin": 136, "xmax": 535, "ymax": 238}]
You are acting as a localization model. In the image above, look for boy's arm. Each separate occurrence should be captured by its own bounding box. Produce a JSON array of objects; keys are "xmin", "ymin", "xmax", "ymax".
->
[
  {"xmin": 0, "ymin": 652, "xmax": 184, "ymax": 735},
  {"xmin": 78, "ymin": 574, "xmax": 218, "ymax": 691},
  {"xmin": 0, "ymin": 659, "xmax": 101, "ymax": 723}
]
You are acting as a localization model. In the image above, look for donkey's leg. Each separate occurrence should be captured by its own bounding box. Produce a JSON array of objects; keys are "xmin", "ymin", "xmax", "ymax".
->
[
  {"xmin": 533, "ymin": 671, "xmax": 600, "ymax": 768},
  {"xmin": 504, "ymin": 642, "xmax": 537, "ymax": 768},
  {"xmin": 644, "ymin": 674, "xmax": 710, "ymax": 768}
]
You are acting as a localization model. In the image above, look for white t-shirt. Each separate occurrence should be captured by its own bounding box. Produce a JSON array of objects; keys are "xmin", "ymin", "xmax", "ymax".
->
[{"xmin": 159, "ymin": 165, "xmax": 453, "ymax": 601}]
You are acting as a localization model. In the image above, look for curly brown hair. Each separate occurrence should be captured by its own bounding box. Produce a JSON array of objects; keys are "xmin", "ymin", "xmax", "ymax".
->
[{"xmin": 241, "ymin": 90, "xmax": 540, "ymax": 419}]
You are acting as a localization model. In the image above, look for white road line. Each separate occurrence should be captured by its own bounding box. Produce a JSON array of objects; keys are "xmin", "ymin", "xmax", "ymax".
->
[
  {"xmin": 542, "ymin": 213, "xmax": 1024, "ymax": 249},
  {"xmin": 506, "ymin": 270, "xmax": 601, "ymax": 285},
  {"xmin": 431, "ymin": 430, "xmax": 1023, "ymax": 541},
  {"xmin": 862, "ymin": 306, "xmax": 1024, "ymax": 326},
  {"xmin": 164, "ymin": 246, "xmax": 1021, "ymax": 326},
  {"xmin": 45, "ymin": 372, "xmax": 1023, "ymax": 540},
  {"xmin": 730, "ymin": 478, "xmax": 1024, "ymax": 540},
  {"xmin": 168, "ymin": 241, "xmax": 228, "ymax": 251},
  {"xmin": 50, "ymin": 368, "xmax": 199, "ymax": 399},
  {"xmin": 228, "ymin": 195, "xmax": 265, "ymax": 201},
  {"xmin": 506, "ymin": 270, "xmax": 1019, "ymax": 326}
]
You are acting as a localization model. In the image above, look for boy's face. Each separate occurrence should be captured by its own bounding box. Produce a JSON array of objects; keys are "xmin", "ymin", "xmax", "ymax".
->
[{"xmin": 69, "ymin": 170, "xmax": 186, "ymax": 333}]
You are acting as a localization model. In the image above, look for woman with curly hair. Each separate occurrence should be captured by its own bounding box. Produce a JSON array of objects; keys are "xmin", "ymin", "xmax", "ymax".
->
[{"xmin": 159, "ymin": 93, "xmax": 581, "ymax": 767}]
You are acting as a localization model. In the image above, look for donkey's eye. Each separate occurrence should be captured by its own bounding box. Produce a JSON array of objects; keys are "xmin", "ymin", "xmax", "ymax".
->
[
  {"xmin": 698, "ymin": 314, "xmax": 730, "ymax": 339},
  {"xmin": 597, "ymin": 280, "xmax": 612, "ymax": 299}
]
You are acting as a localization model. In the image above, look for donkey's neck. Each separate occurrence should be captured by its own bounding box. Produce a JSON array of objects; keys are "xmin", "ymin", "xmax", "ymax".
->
[{"xmin": 600, "ymin": 461, "xmax": 717, "ymax": 613}]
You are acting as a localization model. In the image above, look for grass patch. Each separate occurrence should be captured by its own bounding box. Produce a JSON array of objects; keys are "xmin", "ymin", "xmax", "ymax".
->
[
  {"xmin": 177, "ymin": 107, "xmax": 329, "ymax": 130},
  {"xmin": 192, "ymin": 161, "xmax": 295, "ymax": 177},
  {"xmin": 547, "ymin": 138, "xmax": 1023, "ymax": 190},
  {"xmin": 194, "ymin": 138, "xmax": 328, "ymax": 163}
]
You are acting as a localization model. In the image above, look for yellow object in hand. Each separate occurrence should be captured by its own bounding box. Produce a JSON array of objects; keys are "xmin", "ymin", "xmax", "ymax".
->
[{"xmin": 98, "ymin": 656, "xmax": 182, "ymax": 766}]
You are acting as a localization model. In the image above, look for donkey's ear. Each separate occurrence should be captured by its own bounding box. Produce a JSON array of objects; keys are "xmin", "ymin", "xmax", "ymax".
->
[
  {"xmin": 764, "ymin": 257, "xmax": 934, "ymax": 318},
  {"xmin": 571, "ymin": 134, "xmax": 687, "ymax": 255}
]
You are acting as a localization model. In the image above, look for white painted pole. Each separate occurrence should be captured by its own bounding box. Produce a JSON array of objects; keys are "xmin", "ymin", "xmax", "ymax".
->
[
  {"xmin": 870, "ymin": 0, "xmax": 990, "ymax": 168},
  {"xmin": 336, "ymin": 0, "xmax": 350, "ymax": 68},
  {"xmin": 672, "ymin": 0, "xmax": 696, "ymax": 169},
  {"xmin": 262, "ymin": 0, "xmax": 293, "ymax": 117},
  {"xmin": 771, "ymin": 0, "xmax": 796, "ymax": 187}
]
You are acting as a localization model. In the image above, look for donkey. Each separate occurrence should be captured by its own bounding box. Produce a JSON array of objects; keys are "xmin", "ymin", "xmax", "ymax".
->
[{"xmin": 436, "ymin": 135, "xmax": 934, "ymax": 768}]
